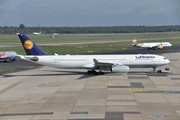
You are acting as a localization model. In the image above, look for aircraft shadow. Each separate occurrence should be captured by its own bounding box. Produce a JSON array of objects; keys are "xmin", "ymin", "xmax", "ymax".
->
[
  {"xmin": 1, "ymin": 70, "xmax": 97, "ymax": 80},
  {"xmin": 1, "ymin": 69, "xmax": 127, "ymax": 80}
]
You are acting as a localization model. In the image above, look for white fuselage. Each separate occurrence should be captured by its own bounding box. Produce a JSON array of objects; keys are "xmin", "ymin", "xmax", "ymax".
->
[
  {"xmin": 0, "ymin": 51, "xmax": 17, "ymax": 61},
  {"xmin": 33, "ymin": 32, "xmax": 41, "ymax": 35},
  {"xmin": 0, "ymin": 51, "xmax": 17, "ymax": 58},
  {"xmin": 136, "ymin": 42, "xmax": 172, "ymax": 48},
  {"xmin": 23, "ymin": 54, "xmax": 170, "ymax": 69}
]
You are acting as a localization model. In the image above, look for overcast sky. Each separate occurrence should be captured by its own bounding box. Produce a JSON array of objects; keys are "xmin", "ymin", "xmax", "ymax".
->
[{"xmin": 0, "ymin": 0, "xmax": 180, "ymax": 27}]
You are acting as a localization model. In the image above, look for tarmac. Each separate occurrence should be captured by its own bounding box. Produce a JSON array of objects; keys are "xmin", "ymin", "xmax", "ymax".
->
[{"xmin": 0, "ymin": 48, "xmax": 180, "ymax": 120}]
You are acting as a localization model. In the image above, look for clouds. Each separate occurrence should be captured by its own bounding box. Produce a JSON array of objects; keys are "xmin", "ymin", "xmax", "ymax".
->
[{"xmin": 0, "ymin": 0, "xmax": 179, "ymax": 26}]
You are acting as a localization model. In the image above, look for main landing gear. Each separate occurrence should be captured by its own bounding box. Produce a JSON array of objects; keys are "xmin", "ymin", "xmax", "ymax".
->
[
  {"xmin": 87, "ymin": 70, "xmax": 104, "ymax": 75},
  {"xmin": 152, "ymin": 67, "xmax": 160, "ymax": 73},
  {"xmin": 149, "ymin": 67, "xmax": 158, "ymax": 73},
  {"xmin": 153, "ymin": 67, "xmax": 156, "ymax": 71}
]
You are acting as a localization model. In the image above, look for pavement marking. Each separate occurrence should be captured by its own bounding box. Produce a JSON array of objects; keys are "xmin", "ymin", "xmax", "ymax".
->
[
  {"xmin": 0, "ymin": 112, "xmax": 54, "ymax": 116},
  {"xmin": 0, "ymin": 78, "xmax": 27, "ymax": 95},
  {"xmin": 103, "ymin": 82, "xmax": 115, "ymax": 86},
  {"xmin": 129, "ymin": 89, "xmax": 148, "ymax": 92}
]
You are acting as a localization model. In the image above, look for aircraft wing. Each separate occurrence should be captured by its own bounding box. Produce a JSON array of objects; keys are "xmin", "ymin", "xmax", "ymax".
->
[
  {"xmin": 149, "ymin": 45, "xmax": 161, "ymax": 49},
  {"xmin": 93, "ymin": 58, "xmax": 123, "ymax": 68},
  {"xmin": 92, "ymin": 58, "xmax": 129, "ymax": 73},
  {"xmin": 94, "ymin": 59, "xmax": 115, "ymax": 66},
  {"xmin": 149, "ymin": 45, "xmax": 156, "ymax": 48}
]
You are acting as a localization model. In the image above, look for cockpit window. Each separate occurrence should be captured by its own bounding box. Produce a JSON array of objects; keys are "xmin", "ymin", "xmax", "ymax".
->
[{"xmin": 163, "ymin": 58, "xmax": 167, "ymax": 60}]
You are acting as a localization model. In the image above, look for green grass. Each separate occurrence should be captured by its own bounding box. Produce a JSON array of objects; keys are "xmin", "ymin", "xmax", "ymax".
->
[
  {"xmin": 0, "ymin": 42, "xmax": 131, "ymax": 55},
  {"xmin": 45, "ymin": 42, "xmax": 130, "ymax": 55},
  {"xmin": 0, "ymin": 32, "xmax": 180, "ymax": 55},
  {"xmin": 0, "ymin": 68, "xmax": 19, "ymax": 73},
  {"xmin": 1, "ymin": 32, "xmax": 180, "ymax": 43}
]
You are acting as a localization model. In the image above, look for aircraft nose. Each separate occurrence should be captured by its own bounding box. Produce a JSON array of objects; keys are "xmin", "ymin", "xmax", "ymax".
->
[{"xmin": 167, "ymin": 59, "xmax": 170, "ymax": 63}]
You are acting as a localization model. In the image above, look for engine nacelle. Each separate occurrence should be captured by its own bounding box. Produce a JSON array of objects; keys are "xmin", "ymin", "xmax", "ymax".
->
[
  {"xmin": 111, "ymin": 65, "xmax": 129, "ymax": 73},
  {"xmin": 158, "ymin": 45, "xmax": 163, "ymax": 49},
  {"xmin": 10, "ymin": 57, "xmax": 16, "ymax": 61}
]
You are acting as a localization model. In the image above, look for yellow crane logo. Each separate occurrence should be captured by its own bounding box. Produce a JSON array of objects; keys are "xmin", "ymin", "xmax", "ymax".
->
[{"xmin": 24, "ymin": 40, "xmax": 34, "ymax": 50}]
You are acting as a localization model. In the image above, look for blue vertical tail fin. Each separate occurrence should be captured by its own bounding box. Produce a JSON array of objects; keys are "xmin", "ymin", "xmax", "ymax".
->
[{"xmin": 18, "ymin": 34, "xmax": 47, "ymax": 55}]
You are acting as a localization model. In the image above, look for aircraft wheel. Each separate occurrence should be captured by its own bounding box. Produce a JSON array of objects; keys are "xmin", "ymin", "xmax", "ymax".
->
[
  {"xmin": 87, "ymin": 70, "xmax": 97, "ymax": 74},
  {"xmin": 157, "ymin": 70, "xmax": 162, "ymax": 73},
  {"xmin": 3, "ymin": 59, "xmax": 7, "ymax": 62},
  {"xmin": 96, "ymin": 72, "xmax": 104, "ymax": 75},
  {"xmin": 100, "ymin": 72, "xmax": 104, "ymax": 75},
  {"xmin": 10, "ymin": 58, "xmax": 14, "ymax": 61},
  {"xmin": 87, "ymin": 70, "xmax": 92, "ymax": 74}
]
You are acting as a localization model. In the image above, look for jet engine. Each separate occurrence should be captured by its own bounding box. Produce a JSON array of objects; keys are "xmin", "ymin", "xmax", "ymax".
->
[
  {"xmin": 111, "ymin": 65, "xmax": 129, "ymax": 73},
  {"xmin": 158, "ymin": 45, "xmax": 163, "ymax": 49},
  {"xmin": 10, "ymin": 57, "xmax": 16, "ymax": 61}
]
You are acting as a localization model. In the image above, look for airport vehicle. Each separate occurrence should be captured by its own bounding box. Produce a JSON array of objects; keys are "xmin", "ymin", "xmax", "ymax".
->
[
  {"xmin": 33, "ymin": 31, "xmax": 41, "ymax": 35},
  {"xmin": 150, "ymin": 68, "xmax": 170, "ymax": 73},
  {"xmin": 132, "ymin": 37, "xmax": 172, "ymax": 50},
  {"xmin": 17, "ymin": 34, "xmax": 170, "ymax": 74},
  {"xmin": 0, "ymin": 51, "xmax": 17, "ymax": 62},
  {"xmin": 157, "ymin": 68, "xmax": 170, "ymax": 73}
]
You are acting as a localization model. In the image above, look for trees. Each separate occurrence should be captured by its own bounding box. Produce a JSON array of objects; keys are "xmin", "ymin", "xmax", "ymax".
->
[
  {"xmin": 0, "ymin": 25, "xmax": 180, "ymax": 34},
  {"xmin": 19, "ymin": 24, "xmax": 25, "ymax": 29}
]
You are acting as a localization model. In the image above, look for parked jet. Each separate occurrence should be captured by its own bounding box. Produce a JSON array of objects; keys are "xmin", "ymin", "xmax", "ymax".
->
[
  {"xmin": 0, "ymin": 51, "xmax": 17, "ymax": 62},
  {"xmin": 132, "ymin": 37, "xmax": 172, "ymax": 50},
  {"xmin": 33, "ymin": 31, "xmax": 41, "ymax": 35},
  {"xmin": 17, "ymin": 34, "xmax": 170, "ymax": 74}
]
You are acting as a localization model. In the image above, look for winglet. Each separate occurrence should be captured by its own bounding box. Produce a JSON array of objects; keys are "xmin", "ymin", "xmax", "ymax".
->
[
  {"xmin": 132, "ymin": 37, "xmax": 138, "ymax": 46},
  {"xmin": 93, "ymin": 58, "xmax": 98, "ymax": 64},
  {"xmin": 18, "ymin": 34, "xmax": 47, "ymax": 55},
  {"xmin": 132, "ymin": 37, "xmax": 137, "ymax": 43}
]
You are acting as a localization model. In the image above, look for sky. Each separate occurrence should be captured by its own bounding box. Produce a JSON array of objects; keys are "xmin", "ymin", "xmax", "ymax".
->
[{"xmin": 0, "ymin": 0, "xmax": 180, "ymax": 27}]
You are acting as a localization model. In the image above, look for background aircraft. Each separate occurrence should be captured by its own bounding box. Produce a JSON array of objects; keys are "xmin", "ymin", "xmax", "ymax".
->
[
  {"xmin": 0, "ymin": 51, "xmax": 17, "ymax": 62},
  {"xmin": 18, "ymin": 34, "xmax": 170, "ymax": 75},
  {"xmin": 132, "ymin": 37, "xmax": 172, "ymax": 50},
  {"xmin": 33, "ymin": 31, "xmax": 41, "ymax": 35}
]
